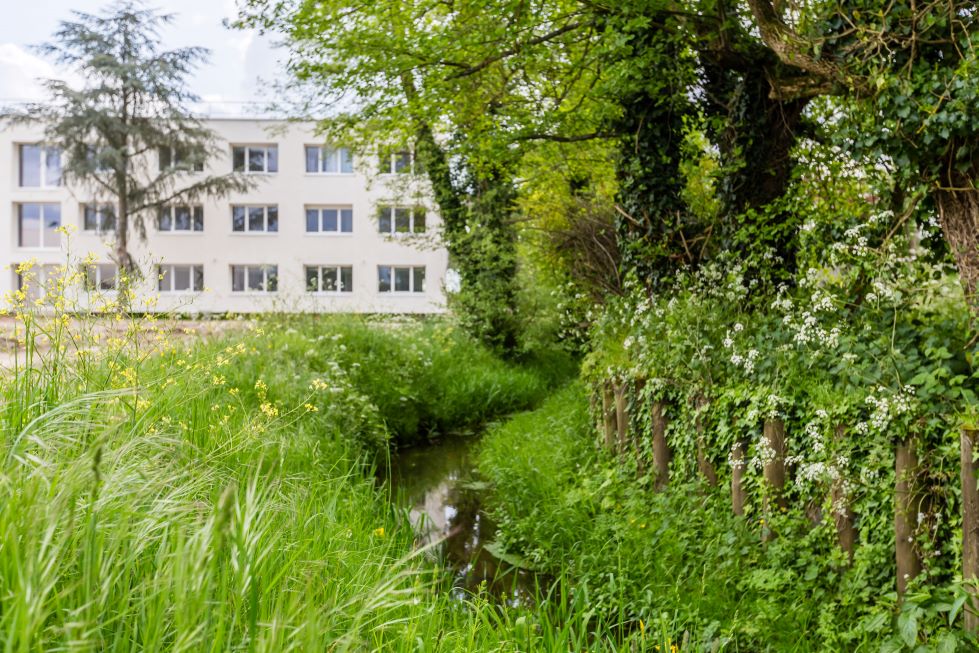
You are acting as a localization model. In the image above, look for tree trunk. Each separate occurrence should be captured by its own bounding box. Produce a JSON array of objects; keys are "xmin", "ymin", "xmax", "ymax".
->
[
  {"xmin": 832, "ymin": 425, "xmax": 856, "ymax": 562},
  {"xmin": 651, "ymin": 400, "xmax": 671, "ymax": 490},
  {"xmin": 614, "ymin": 382, "xmax": 628, "ymax": 456},
  {"xmin": 934, "ymin": 186, "xmax": 979, "ymax": 312},
  {"xmin": 601, "ymin": 383, "xmax": 617, "ymax": 451},
  {"xmin": 731, "ymin": 440, "xmax": 747, "ymax": 516},
  {"xmin": 763, "ymin": 419, "xmax": 787, "ymax": 510},
  {"xmin": 961, "ymin": 428, "xmax": 979, "ymax": 633},
  {"xmin": 895, "ymin": 437, "xmax": 922, "ymax": 598},
  {"xmin": 633, "ymin": 380, "xmax": 646, "ymax": 474}
]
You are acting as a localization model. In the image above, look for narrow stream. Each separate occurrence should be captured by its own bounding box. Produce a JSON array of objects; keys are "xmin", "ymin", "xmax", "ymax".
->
[{"xmin": 385, "ymin": 434, "xmax": 539, "ymax": 605}]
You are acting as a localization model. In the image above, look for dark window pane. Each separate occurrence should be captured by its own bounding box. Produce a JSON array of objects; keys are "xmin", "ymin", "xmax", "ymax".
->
[
  {"xmin": 395, "ymin": 208, "xmax": 410, "ymax": 233},
  {"xmin": 232, "ymin": 206, "xmax": 246, "ymax": 232},
  {"xmin": 43, "ymin": 204, "xmax": 61, "ymax": 246},
  {"xmin": 305, "ymin": 146, "xmax": 319, "ymax": 173},
  {"xmin": 306, "ymin": 209, "xmax": 319, "ymax": 232},
  {"xmin": 45, "ymin": 148, "xmax": 61, "ymax": 186},
  {"xmin": 233, "ymin": 147, "xmax": 245, "ymax": 172},
  {"xmin": 102, "ymin": 208, "xmax": 116, "ymax": 232},
  {"xmin": 413, "ymin": 267, "xmax": 426, "ymax": 293},
  {"xmin": 158, "ymin": 266, "xmax": 170, "ymax": 291},
  {"xmin": 174, "ymin": 206, "xmax": 191, "ymax": 231},
  {"xmin": 158, "ymin": 207, "xmax": 172, "ymax": 231},
  {"xmin": 159, "ymin": 147, "xmax": 171, "ymax": 171},
  {"xmin": 248, "ymin": 207, "xmax": 264, "ymax": 231},
  {"xmin": 322, "ymin": 147, "xmax": 338, "ymax": 173},
  {"xmin": 174, "ymin": 265, "xmax": 191, "ymax": 291},
  {"xmin": 84, "ymin": 206, "xmax": 99, "ymax": 231},
  {"xmin": 99, "ymin": 264, "xmax": 116, "ymax": 290},
  {"xmin": 394, "ymin": 151, "xmax": 411, "ymax": 173},
  {"xmin": 394, "ymin": 267, "xmax": 410, "ymax": 291},
  {"xmin": 20, "ymin": 145, "xmax": 41, "ymax": 186},
  {"xmin": 414, "ymin": 208, "xmax": 426, "ymax": 233},
  {"xmin": 322, "ymin": 209, "xmax": 338, "ymax": 232},
  {"xmin": 305, "ymin": 266, "xmax": 319, "ymax": 291},
  {"xmin": 193, "ymin": 266, "xmax": 204, "ymax": 291},
  {"xmin": 19, "ymin": 204, "xmax": 40, "ymax": 247},
  {"xmin": 266, "ymin": 266, "xmax": 278, "ymax": 291},
  {"xmin": 341, "ymin": 209, "xmax": 353, "ymax": 233},
  {"xmin": 232, "ymin": 266, "xmax": 245, "ymax": 292},
  {"xmin": 247, "ymin": 266, "xmax": 263, "ymax": 291},
  {"xmin": 378, "ymin": 207, "xmax": 392, "ymax": 233},
  {"xmin": 340, "ymin": 266, "xmax": 353, "ymax": 292},
  {"xmin": 193, "ymin": 206, "xmax": 204, "ymax": 231},
  {"xmin": 340, "ymin": 148, "xmax": 353, "ymax": 173},
  {"xmin": 248, "ymin": 148, "xmax": 265, "ymax": 172},
  {"xmin": 267, "ymin": 146, "xmax": 278, "ymax": 173},
  {"xmin": 322, "ymin": 267, "xmax": 338, "ymax": 292},
  {"xmin": 378, "ymin": 266, "xmax": 391, "ymax": 292},
  {"xmin": 267, "ymin": 206, "xmax": 278, "ymax": 232}
]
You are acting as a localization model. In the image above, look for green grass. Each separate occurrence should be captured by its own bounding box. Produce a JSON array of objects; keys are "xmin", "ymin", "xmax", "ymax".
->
[{"xmin": 0, "ymin": 312, "xmax": 607, "ymax": 652}]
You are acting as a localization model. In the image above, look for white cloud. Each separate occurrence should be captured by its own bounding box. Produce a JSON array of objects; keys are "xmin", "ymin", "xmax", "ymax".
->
[{"xmin": 0, "ymin": 43, "xmax": 59, "ymax": 101}]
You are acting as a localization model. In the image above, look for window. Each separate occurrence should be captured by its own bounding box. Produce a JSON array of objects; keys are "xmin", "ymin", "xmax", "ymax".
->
[
  {"xmin": 83, "ymin": 204, "xmax": 116, "ymax": 233},
  {"xmin": 232, "ymin": 145, "xmax": 278, "ymax": 173},
  {"xmin": 158, "ymin": 205, "xmax": 204, "ymax": 232},
  {"xmin": 83, "ymin": 263, "xmax": 117, "ymax": 291},
  {"xmin": 159, "ymin": 146, "xmax": 204, "ymax": 172},
  {"xmin": 15, "ymin": 264, "xmax": 60, "ymax": 303},
  {"xmin": 377, "ymin": 206, "xmax": 426, "ymax": 235},
  {"xmin": 158, "ymin": 264, "xmax": 204, "ymax": 292},
  {"xmin": 306, "ymin": 206, "xmax": 353, "ymax": 234},
  {"xmin": 231, "ymin": 265, "xmax": 278, "ymax": 292},
  {"xmin": 305, "ymin": 265, "xmax": 353, "ymax": 293},
  {"xmin": 379, "ymin": 149, "xmax": 420, "ymax": 175},
  {"xmin": 377, "ymin": 266, "xmax": 425, "ymax": 293},
  {"xmin": 232, "ymin": 205, "xmax": 278, "ymax": 233},
  {"xmin": 305, "ymin": 146, "xmax": 354, "ymax": 174},
  {"xmin": 19, "ymin": 145, "xmax": 61, "ymax": 187},
  {"xmin": 18, "ymin": 204, "xmax": 61, "ymax": 248}
]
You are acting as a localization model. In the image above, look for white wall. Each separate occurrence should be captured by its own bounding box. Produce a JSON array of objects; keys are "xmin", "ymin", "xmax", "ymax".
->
[{"xmin": 1, "ymin": 118, "xmax": 449, "ymax": 314}]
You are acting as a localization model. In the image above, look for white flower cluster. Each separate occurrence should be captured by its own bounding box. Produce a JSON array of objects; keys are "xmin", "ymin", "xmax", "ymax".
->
[{"xmin": 855, "ymin": 385, "xmax": 916, "ymax": 434}]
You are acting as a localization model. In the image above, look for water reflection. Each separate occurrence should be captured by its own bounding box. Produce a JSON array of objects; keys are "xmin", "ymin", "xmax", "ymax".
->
[{"xmin": 385, "ymin": 435, "xmax": 538, "ymax": 604}]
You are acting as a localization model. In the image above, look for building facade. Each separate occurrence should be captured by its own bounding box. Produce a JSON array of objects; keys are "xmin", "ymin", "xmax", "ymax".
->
[{"xmin": 1, "ymin": 118, "xmax": 448, "ymax": 314}]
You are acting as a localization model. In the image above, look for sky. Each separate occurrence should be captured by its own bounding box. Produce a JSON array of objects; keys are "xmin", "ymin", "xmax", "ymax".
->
[{"xmin": 0, "ymin": 0, "xmax": 284, "ymax": 116}]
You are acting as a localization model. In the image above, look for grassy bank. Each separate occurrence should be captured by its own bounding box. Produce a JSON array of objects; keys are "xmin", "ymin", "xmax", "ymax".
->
[{"xmin": 0, "ymin": 312, "xmax": 581, "ymax": 651}]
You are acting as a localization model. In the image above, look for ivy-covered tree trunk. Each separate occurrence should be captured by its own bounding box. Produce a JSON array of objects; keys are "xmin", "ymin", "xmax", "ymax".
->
[
  {"xmin": 961, "ymin": 428, "xmax": 979, "ymax": 633},
  {"xmin": 934, "ymin": 183, "xmax": 979, "ymax": 312}
]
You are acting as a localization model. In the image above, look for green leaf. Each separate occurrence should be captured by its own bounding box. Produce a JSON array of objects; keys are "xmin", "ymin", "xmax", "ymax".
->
[{"xmin": 898, "ymin": 609, "xmax": 918, "ymax": 647}]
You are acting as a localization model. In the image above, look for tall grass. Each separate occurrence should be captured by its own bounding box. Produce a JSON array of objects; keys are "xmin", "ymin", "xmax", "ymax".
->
[{"xmin": 0, "ymin": 280, "xmax": 605, "ymax": 652}]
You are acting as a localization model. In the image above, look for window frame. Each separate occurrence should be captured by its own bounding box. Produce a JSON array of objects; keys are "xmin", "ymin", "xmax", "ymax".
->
[
  {"xmin": 159, "ymin": 146, "xmax": 205, "ymax": 173},
  {"xmin": 157, "ymin": 264, "xmax": 204, "ymax": 293},
  {"xmin": 377, "ymin": 205, "xmax": 427, "ymax": 235},
  {"xmin": 82, "ymin": 263, "xmax": 118, "ymax": 292},
  {"xmin": 376, "ymin": 265, "xmax": 426, "ymax": 294},
  {"xmin": 15, "ymin": 263, "xmax": 61, "ymax": 303},
  {"xmin": 305, "ymin": 145, "xmax": 354, "ymax": 175},
  {"xmin": 18, "ymin": 144, "xmax": 62, "ymax": 188},
  {"xmin": 305, "ymin": 205, "xmax": 354, "ymax": 235},
  {"xmin": 378, "ymin": 149, "xmax": 419, "ymax": 175},
  {"xmin": 230, "ymin": 264, "xmax": 279, "ymax": 293},
  {"xmin": 82, "ymin": 204, "xmax": 117, "ymax": 234},
  {"xmin": 231, "ymin": 205, "xmax": 279, "ymax": 234},
  {"xmin": 157, "ymin": 205, "xmax": 204, "ymax": 233},
  {"xmin": 17, "ymin": 203, "xmax": 62, "ymax": 249},
  {"xmin": 232, "ymin": 144, "xmax": 279, "ymax": 174},
  {"xmin": 305, "ymin": 264, "xmax": 354, "ymax": 294}
]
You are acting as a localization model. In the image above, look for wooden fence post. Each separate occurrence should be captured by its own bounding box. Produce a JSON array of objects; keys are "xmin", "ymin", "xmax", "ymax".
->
[
  {"xmin": 731, "ymin": 440, "xmax": 747, "ymax": 516},
  {"xmin": 895, "ymin": 437, "xmax": 922, "ymax": 598},
  {"xmin": 602, "ymin": 383, "xmax": 617, "ymax": 451},
  {"xmin": 694, "ymin": 397, "xmax": 718, "ymax": 487},
  {"xmin": 614, "ymin": 382, "xmax": 629, "ymax": 456},
  {"xmin": 961, "ymin": 428, "xmax": 979, "ymax": 632},
  {"xmin": 831, "ymin": 425, "xmax": 856, "ymax": 562},
  {"xmin": 633, "ymin": 380, "xmax": 646, "ymax": 474},
  {"xmin": 651, "ymin": 400, "xmax": 671, "ymax": 490},
  {"xmin": 763, "ymin": 419, "xmax": 787, "ymax": 510}
]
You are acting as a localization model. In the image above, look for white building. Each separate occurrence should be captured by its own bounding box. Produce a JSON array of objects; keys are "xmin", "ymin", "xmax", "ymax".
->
[{"xmin": 1, "ymin": 118, "xmax": 448, "ymax": 314}]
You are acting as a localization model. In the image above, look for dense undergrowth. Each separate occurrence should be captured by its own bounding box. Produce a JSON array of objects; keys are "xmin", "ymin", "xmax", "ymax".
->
[{"xmin": 0, "ymin": 307, "xmax": 587, "ymax": 651}]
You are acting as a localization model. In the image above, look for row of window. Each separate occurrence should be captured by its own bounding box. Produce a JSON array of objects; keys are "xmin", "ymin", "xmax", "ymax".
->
[
  {"xmin": 15, "ymin": 202, "xmax": 427, "ymax": 247},
  {"xmin": 19, "ymin": 263, "xmax": 427, "ymax": 295},
  {"xmin": 16, "ymin": 144, "xmax": 422, "ymax": 188}
]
